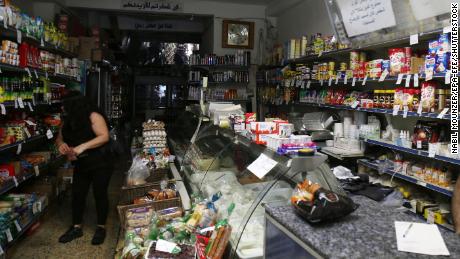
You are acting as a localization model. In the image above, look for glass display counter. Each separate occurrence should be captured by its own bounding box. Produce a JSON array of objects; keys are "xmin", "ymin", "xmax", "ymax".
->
[{"xmin": 169, "ymin": 111, "xmax": 297, "ymax": 259}]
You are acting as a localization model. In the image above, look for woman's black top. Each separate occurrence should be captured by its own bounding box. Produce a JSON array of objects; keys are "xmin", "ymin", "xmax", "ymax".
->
[{"xmin": 62, "ymin": 112, "xmax": 109, "ymax": 170}]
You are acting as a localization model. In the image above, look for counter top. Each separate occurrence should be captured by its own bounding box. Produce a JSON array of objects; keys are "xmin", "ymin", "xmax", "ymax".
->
[{"xmin": 265, "ymin": 195, "xmax": 460, "ymax": 258}]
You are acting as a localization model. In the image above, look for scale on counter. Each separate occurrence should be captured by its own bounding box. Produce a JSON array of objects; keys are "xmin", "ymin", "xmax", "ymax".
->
[{"xmin": 289, "ymin": 112, "xmax": 339, "ymax": 141}]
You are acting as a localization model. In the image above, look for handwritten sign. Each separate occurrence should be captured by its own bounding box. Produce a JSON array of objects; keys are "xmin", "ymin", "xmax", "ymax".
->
[
  {"xmin": 121, "ymin": 0, "xmax": 182, "ymax": 12},
  {"xmin": 336, "ymin": 0, "xmax": 396, "ymax": 37}
]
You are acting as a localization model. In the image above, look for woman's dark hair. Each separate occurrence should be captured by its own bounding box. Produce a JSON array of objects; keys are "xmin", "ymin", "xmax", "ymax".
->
[{"xmin": 62, "ymin": 91, "xmax": 109, "ymax": 130}]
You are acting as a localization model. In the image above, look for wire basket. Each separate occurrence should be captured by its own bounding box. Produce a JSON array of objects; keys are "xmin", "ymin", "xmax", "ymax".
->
[{"xmin": 117, "ymin": 197, "xmax": 182, "ymax": 228}]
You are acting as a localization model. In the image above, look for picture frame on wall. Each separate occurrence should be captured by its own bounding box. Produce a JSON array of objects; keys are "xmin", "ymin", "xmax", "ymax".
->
[{"xmin": 222, "ymin": 20, "xmax": 254, "ymax": 49}]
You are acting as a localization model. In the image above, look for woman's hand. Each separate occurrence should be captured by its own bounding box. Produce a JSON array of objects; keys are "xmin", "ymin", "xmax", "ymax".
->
[
  {"xmin": 58, "ymin": 143, "xmax": 72, "ymax": 155},
  {"xmin": 72, "ymin": 144, "xmax": 87, "ymax": 156}
]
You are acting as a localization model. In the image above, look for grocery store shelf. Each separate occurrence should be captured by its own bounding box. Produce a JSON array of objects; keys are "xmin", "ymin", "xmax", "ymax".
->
[
  {"xmin": 288, "ymin": 48, "xmax": 352, "ymax": 63},
  {"xmin": 364, "ymin": 139, "xmax": 460, "ymax": 166},
  {"xmin": 0, "ymin": 63, "xmax": 80, "ymax": 83},
  {"xmin": 295, "ymin": 102, "xmax": 451, "ymax": 120},
  {"xmin": 0, "ymin": 135, "xmax": 48, "ymax": 154},
  {"xmin": 190, "ymin": 64, "xmax": 249, "ymax": 70},
  {"xmin": 188, "ymin": 81, "xmax": 249, "ymax": 86},
  {"xmin": 358, "ymin": 159, "xmax": 453, "ymax": 197}
]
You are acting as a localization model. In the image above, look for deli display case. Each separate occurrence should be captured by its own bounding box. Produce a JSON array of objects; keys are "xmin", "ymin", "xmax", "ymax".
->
[{"xmin": 168, "ymin": 109, "xmax": 297, "ymax": 259}]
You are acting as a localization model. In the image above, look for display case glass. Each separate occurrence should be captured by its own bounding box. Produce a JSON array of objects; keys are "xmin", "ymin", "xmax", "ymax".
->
[{"xmin": 169, "ymin": 110, "xmax": 297, "ymax": 258}]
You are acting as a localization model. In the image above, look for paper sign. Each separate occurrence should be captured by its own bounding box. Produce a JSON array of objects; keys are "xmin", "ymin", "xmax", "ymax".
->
[
  {"xmin": 437, "ymin": 108, "xmax": 449, "ymax": 119},
  {"xmin": 405, "ymin": 74, "xmax": 411, "ymax": 87},
  {"xmin": 410, "ymin": 34, "xmax": 419, "ymax": 45},
  {"xmin": 46, "ymin": 129, "xmax": 54, "ymax": 139},
  {"xmin": 413, "ymin": 73, "xmax": 419, "ymax": 87},
  {"xmin": 379, "ymin": 70, "xmax": 389, "ymax": 82},
  {"xmin": 402, "ymin": 106, "xmax": 409, "ymax": 118},
  {"xmin": 428, "ymin": 143, "xmax": 438, "ymax": 157},
  {"xmin": 14, "ymin": 220, "xmax": 21, "ymax": 232},
  {"xmin": 18, "ymin": 97, "xmax": 24, "ymax": 108},
  {"xmin": 344, "ymin": 75, "xmax": 348, "ymax": 85},
  {"xmin": 396, "ymin": 74, "xmax": 404, "ymax": 84},
  {"xmin": 13, "ymin": 176, "xmax": 18, "ymax": 187},
  {"xmin": 362, "ymin": 75, "xmax": 368, "ymax": 85},
  {"xmin": 34, "ymin": 165, "xmax": 40, "ymax": 177},
  {"xmin": 417, "ymin": 140, "xmax": 422, "ymax": 149},
  {"xmin": 306, "ymin": 80, "xmax": 311, "ymax": 89},
  {"xmin": 5, "ymin": 229, "xmax": 12, "ymax": 242},
  {"xmin": 395, "ymin": 221, "xmax": 450, "ymax": 256},
  {"xmin": 156, "ymin": 239, "xmax": 180, "ymax": 253},
  {"xmin": 16, "ymin": 143, "xmax": 22, "ymax": 155},
  {"xmin": 352, "ymin": 77, "xmax": 356, "ymax": 86},
  {"xmin": 335, "ymin": 76, "xmax": 339, "ymax": 85},
  {"xmin": 444, "ymin": 26, "xmax": 452, "ymax": 33},
  {"xmin": 393, "ymin": 105, "xmax": 400, "ymax": 116},
  {"xmin": 445, "ymin": 70, "xmax": 451, "ymax": 84},
  {"xmin": 425, "ymin": 69, "xmax": 433, "ymax": 81},
  {"xmin": 427, "ymin": 210, "xmax": 435, "ymax": 224},
  {"xmin": 17, "ymin": 30, "xmax": 22, "ymax": 44},
  {"xmin": 417, "ymin": 104, "xmax": 423, "ymax": 115},
  {"xmin": 328, "ymin": 78, "xmax": 332, "ymax": 86},
  {"xmin": 28, "ymin": 102, "xmax": 33, "ymax": 111},
  {"xmin": 336, "ymin": 0, "xmax": 396, "ymax": 37},
  {"xmin": 410, "ymin": 0, "xmax": 450, "ymax": 21},
  {"xmin": 247, "ymin": 153, "xmax": 278, "ymax": 179},
  {"xmin": 0, "ymin": 104, "xmax": 5, "ymax": 115},
  {"xmin": 25, "ymin": 67, "xmax": 31, "ymax": 77}
]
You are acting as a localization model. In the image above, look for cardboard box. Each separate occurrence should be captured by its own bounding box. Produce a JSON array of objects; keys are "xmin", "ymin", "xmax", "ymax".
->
[
  {"xmin": 78, "ymin": 37, "xmax": 97, "ymax": 60},
  {"xmin": 410, "ymin": 57, "xmax": 425, "ymax": 74}
]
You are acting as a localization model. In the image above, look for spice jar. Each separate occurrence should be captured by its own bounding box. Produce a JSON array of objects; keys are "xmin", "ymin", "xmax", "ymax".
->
[
  {"xmin": 385, "ymin": 90, "xmax": 394, "ymax": 109},
  {"xmin": 379, "ymin": 90, "xmax": 386, "ymax": 108},
  {"xmin": 436, "ymin": 89, "xmax": 447, "ymax": 112},
  {"xmin": 373, "ymin": 90, "xmax": 380, "ymax": 108}
]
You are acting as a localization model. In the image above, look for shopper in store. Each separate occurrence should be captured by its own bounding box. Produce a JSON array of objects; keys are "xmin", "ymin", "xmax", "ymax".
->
[{"xmin": 55, "ymin": 91, "xmax": 113, "ymax": 245}]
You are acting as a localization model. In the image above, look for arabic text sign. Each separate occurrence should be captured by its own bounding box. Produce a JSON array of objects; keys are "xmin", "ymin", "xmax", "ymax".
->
[
  {"xmin": 336, "ymin": 0, "xmax": 396, "ymax": 37},
  {"xmin": 121, "ymin": 0, "xmax": 182, "ymax": 12}
]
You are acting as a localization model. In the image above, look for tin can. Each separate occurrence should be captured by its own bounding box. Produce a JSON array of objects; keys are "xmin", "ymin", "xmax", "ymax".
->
[
  {"xmin": 328, "ymin": 61, "xmax": 335, "ymax": 71},
  {"xmin": 340, "ymin": 62, "xmax": 347, "ymax": 71},
  {"xmin": 350, "ymin": 51, "xmax": 359, "ymax": 70}
]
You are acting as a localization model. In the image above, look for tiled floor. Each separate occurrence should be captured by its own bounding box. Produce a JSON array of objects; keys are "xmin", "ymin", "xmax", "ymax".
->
[{"xmin": 8, "ymin": 169, "xmax": 124, "ymax": 259}]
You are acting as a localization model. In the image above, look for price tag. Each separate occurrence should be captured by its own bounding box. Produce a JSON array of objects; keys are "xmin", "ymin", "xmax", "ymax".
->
[
  {"xmin": 425, "ymin": 69, "xmax": 433, "ymax": 81},
  {"xmin": 3, "ymin": 11, "xmax": 7, "ymax": 29},
  {"xmin": 17, "ymin": 29, "xmax": 22, "ymax": 44},
  {"xmin": 306, "ymin": 80, "xmax": 311, "ymax": 89},
  {"xmin": 413, "ymin": 73, "xmax": 419, "ymax": 87},
  {"xmin": 13, "ymin": 176, "xmax": 18, "ymax": 187},
  {"xmin": 77, "ymin": 74, "xmax": 81, "ymax": 81},
  {"xmin": 0, "ymin": 244, "xmax": 4, "ymax": 255},
  {"xmin": 202, "ymin": 77, "xmax": 208, "ymax": 88},
  {"xmin": 24, "ymin": 120, "xmax": 36, "ymax": 126},
  {"xmin": 362, "ymin": 75, "xmax": 368, "ymax": 85},
  {"xmin": 379, "ymin": 70, "xmax": 388, "ymax": 82},
  {"xmin": 28, "ymin": 102, "xmax": 33, "ymax": 111},
  {"xmin": 417, "ymin": 140, "xmax": 422, "ymax": 149},
  {"xmin": 444, "ymin": 25, "xmax": 452, "ymax": 33},
  {"xmin": 402, "ymin": 163, "xmax": 408, "ymax": 174},
  {"xmin": 0, "ymin": 104, "xmax": 5, "ymax": 115},
  {"xmin": 24, "ymin": 127, "xmax": 31, "ymax": 138},
  {"xmin": 40, "ymin": 38, "xmax": 45, "ymax": 47},
  {"xmin": 428, "ymin": 143, "xmax": 438, "ymax": 157},
  {"xmin": 34, "ymin": 165, "xmax": 40, "ymax": 177},
  {"xmin": 287, "ymin": 159, "xmax": 292, "ymax": 168},
  {"xmin": 344, "ymin": 75, "xmax": 348, "ymax": 85},
  {"xmin": 46, "ymin": 129, "xmax": 54, "ymax": 139},
  {"xmin": 335, "ymin": 76, "xmax": 339, "ymax": 85},
  {"xmin": 445, "ymin": 70, "xmax": 451, "ymax": 84},
  {"xmin": 417, "ymin": 103, "xmax": 423, "ymax": 115},
  {"xmin": 417, "ymin": 181, "xmax": 427, "ymax": 187},
  {"xmin": 393, "ymin": 105, "xmax": 400, "ymax": 116},
  {"xmin": 396, "ymin": 74, "xmax": 404, "ymax": 85},
  {"xmin": 352, "ymin": 77, "xmax": 356, "ymax": 86},
  {"xmin": 32, "ymin": 96, "xmax": 36, "ymax": 106},
  {"xmin": 410, "ymin": 34, "xmax": 418, "ymax": 45},
  {"xmin": 0, "ymin": 66, "xmax": 2, "ymax": 73},
  {"xmin": 300, "ymin": 81, "xmax": 305, "ymax": 89},
  {"xmin": 328, "ymin": 78, "xmax": 332, "ymax": 86},
  {"xmin": 427, "ymin": 210, "xmax": 435, "ymax": 224},
  {"xmin": 351, "ymin": 100, "xmax": 360, "ymax": 109},
  {"xmin": 290, "ymin": 79, "xmax": 295, "ymax": 87},
  {"xmin": 16, "ymin": 143, "xmax": 22, "ymax": 155},
  {"xmin": 34, "ymin": 69, "xmax": 38, "ymax": 79},
  {"xmin": 14, "ymin": 220, "xmax": 21, "ymax": 232},
  {"xmin": 318, "ymin": 51, "xmax": 323, "ymax": 57},
  {"xmin": 5, "ymin": 229, "xmax": 12, "ymax": 242},
  {"xmin": 25, "ymin": 67, "xmax": 32, "ymax": 77},
  {"xmin": 403, "ymin": 106, "xmax": 409, "ymax": 118},
  {"xmin": 18, "ymin": 97, "xmax": 24, "ymax": 108},
  {"xmin": 405, "ymin": 74, "xmax": 411, "ymax": 87},
  {"xmin": 45, "ymin": 71, "xmax": 48, "ymax": 80},
  {"xmin": 320, "ymin": 79, "xmax": 324, "ymax": 86},
  {"xmin": 437, "ymin": 108, "xmax": 449, "ymax": 118}
]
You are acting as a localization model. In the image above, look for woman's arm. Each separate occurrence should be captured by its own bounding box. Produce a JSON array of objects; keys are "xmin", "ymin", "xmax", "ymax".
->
[
  {"xmin": 56, "ymin": 122, "xmax": 72, "ymax": 155},
  {"xmin": 72, "ymin": 112, "xmax": 110, "ymax": 155}
]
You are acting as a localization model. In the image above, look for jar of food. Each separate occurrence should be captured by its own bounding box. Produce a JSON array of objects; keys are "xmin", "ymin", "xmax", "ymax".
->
[
  {"xmin": 436, "ymin": 89, "xmax": 446, "ymax": 112},
  {"xmin": 387, "ymin": 90, "xmax": 395, "ymax": 108},
  {"xmin": 413, "ymin": 89, "xmax": 421, "ymax": 112},
  {"xmin": 373, "ymin": 90, "xmax": 380, "ymax": 108},
  {"xmin": 379, "ymin": 90, "xmax": 386, "ymax": 108}
]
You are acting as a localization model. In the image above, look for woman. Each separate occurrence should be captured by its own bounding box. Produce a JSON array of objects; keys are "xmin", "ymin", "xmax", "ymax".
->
[{"xmin": 56, "ymin": 91, "xmax": 113, "ymax": 245}]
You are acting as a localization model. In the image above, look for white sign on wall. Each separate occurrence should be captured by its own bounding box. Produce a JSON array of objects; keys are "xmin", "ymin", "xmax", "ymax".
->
[
  {"xmin": 409, "ymin": 0, "xmax": 450, "ymax": 21},
  {"xmin": 117, "ymin": 16, "xmax": 204, "ymax": 32},
  {"xmin": 336, "ymin": 0, "xmax": 396, "ymax": 37},
  {"xmin": 121, "ymin": 0, "xmax": 182, "ymax": 12}
]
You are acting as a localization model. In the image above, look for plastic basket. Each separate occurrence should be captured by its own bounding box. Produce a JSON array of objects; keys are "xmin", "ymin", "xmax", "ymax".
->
[
  {"xmin": 117, "ymin": 197, "xmax": 182, "ymax": 228},
  {"xmin": 119, "ymin": 179, "xmax": 177, "ymax": 206}
]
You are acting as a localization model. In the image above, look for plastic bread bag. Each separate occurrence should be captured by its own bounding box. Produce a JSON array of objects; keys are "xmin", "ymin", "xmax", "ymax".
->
[
  {"xmin": 126, "ymin": 155, "xmax": 150, "ymax": 186},
  {"xmin": 291, "ymin": 179, "xmax": 358, "ymax": 223}
]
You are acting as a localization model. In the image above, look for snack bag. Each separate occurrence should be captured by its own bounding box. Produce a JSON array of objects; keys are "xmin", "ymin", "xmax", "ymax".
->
[
  {"xmin": 421, "ymin": 81, "xmax": 437, "ymax": 112},
  {"xmin": 126, "ymin": 155, "xmax": 150, "ymax": 186},
  {"xmin": 291, "ymin": 179, "xmax": 358, "ymax": 223}
]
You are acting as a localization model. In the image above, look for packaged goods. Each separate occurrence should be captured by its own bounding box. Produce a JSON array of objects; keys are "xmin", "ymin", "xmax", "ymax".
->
[
  {"xmin": 388, "ymin": 48, "xmax": 405, "ymax": 76},
  {"xmin": 420, "ymin": 82, "xmax": 437, "ymax": 112},
  {"xmin": 125, "ymin": 206, "xmax": 155, "ymax": 228}
]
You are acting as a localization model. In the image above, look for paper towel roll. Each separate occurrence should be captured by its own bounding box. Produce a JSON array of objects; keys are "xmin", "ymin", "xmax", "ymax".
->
[{"xmin": 334, "ymin": 123, "xmax": 344, "ymax": 137}]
